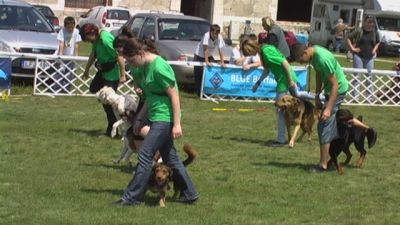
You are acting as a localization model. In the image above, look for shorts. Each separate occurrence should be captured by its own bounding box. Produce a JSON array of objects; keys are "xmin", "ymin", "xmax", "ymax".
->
[{"xmin": 317, "ymin": 93, "xmax": 346, "ymax": 145}]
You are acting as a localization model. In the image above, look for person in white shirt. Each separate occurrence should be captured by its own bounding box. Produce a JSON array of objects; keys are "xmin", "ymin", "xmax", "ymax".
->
[
  {"xmin": 193, "ymin": 24, "xmax": 226, "ymax": 96},
  {"xmin": 55, "ymin": 16, "xmax": 81, "ymax": 92},
  {"xmin": 229, "ymin": 34, "xmax": 261, "ymax": 70}
]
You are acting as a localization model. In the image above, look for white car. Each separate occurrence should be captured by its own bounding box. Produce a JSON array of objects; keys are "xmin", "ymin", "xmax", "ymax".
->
[{"xmin": 77, "ymin": 6, "xmax": 130, "ymax": 31}]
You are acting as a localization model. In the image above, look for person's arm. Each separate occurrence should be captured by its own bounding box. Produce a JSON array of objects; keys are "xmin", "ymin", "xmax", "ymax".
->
[
  {"xmin": 58, "ymin": 41, "xmax": 64, "ymax": 56},
  {"xmin": 347, "ymin": 31, "xmax": 360, "ymax": 53},
  {"xmin": 74, "ymin": 43, "xmax": 79, "ymax": 56},
  {"xmin": 203, "ymin": 45, "xmax": 212, "ymax": 66},
  {"xmin": 372, "ymin": 33, "xmax": 381, "ymax": 56},
  {"xmin": 315, "ymin": 72, "xmax": 323, "ymax": 109},
  {"xmin": 83, "ymin": 49, "xmax": 95, "ymax": 79},
  {"xmin": 218, "ymin": 48, "xmax": 226, "ymax": 67},
  {"xmin": 282, "ymin": 60, "xmax": 297, "ymax": 96},
  {"xmin": 166, "ymin": 85, "xmax": 182, "ymax": 139},
  {"xmin": 320, "ymin": 75, "xmax": 338, "ymax": 121},
  {"xmin": 252, "ymin": 68, "xmax": 269, "ymax": 92},
  {"xmin": 117, "ymin": 55, "xmax": 126, "ymax": 84}
]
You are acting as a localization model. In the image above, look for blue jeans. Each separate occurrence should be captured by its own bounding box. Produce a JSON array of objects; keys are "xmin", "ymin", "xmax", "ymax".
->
[
  {"xmin": 335, "ymin": 38, "xmax": 343, "ymax": 53},
  {"xmin": 352, "ymin": 54, "xmax": 374, "ymax": 100},
  {"xmin": 122, "ymin": 121, "xmax": 198, "ymax": 204},
  {"xmin": 275, "ymin": 92, "xmax": 289, "ymax": 143}
]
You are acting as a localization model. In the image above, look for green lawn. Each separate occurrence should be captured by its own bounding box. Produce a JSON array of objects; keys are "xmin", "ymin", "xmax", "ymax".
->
[{"xmin": 0, "ymin": 92, "xmax": 399, "ymax": 225}]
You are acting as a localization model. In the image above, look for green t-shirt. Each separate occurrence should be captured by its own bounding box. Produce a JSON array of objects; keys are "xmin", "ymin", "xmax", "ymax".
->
[
  {"xmin": 130, "ymin": 56, "xmax": 177, "ymax": 122},
  {"xmin": 260, "ymin": 45, "xmax": 298, "ymax": 93},
  {"xmin": 311, "ymin": 45, "xmax": 349, "ymax": 95},
  {"xmin": 93, "ymin": 30, "xmax": 119, "ymax": 81}
]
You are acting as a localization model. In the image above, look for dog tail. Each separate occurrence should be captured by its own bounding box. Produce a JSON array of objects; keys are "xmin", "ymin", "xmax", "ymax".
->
[{"xmin": 182, "ymin": 143, "xmax": 198, "ymax": 167}]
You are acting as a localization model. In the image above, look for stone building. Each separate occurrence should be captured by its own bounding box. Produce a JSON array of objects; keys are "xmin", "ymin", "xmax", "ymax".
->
[{"xmin": 27, "ymin": 0, "xmax": 311, "ymax": 41}]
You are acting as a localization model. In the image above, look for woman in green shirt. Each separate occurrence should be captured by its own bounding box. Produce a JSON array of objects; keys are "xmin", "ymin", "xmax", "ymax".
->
[
  {"xmin": 113, "ymin": 38, "xmax": 198, "ymax": 206},
  {"xmin": 80, "ymin": 23, "xmax": 126, "ymax": 137}
]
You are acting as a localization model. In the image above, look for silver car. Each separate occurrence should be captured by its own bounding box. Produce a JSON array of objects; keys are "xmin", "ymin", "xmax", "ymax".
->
[
  {"xmin": 115, "ymin": 12, "xmax": 232, "ymax": 85},
  {"xmin": 0, "ymin": 0, "xmax": 58, "ymax": 77}
]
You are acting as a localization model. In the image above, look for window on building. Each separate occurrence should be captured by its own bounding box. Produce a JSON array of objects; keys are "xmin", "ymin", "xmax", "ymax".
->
[{"xmin": 65, "ymin": 0, "xmax": 112, "ymax": 8}]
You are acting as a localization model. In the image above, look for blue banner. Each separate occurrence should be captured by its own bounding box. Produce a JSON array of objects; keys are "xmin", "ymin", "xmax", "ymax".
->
[
  {"xmin": 202, "ymin": 66, "xmax": 308, "ymax": 99},
  {"xmin": 0, "ymin": 58, "xmax": 12, "ymax": 91}
]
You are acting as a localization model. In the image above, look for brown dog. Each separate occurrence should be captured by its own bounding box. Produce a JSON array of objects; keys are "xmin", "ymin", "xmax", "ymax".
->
[
  {"xmin": 147, "ymin": 143, "xmax": 198, "ymax": 207},
  {"xmin": 275, "ymin": 95, "xmax": 320, "ymax": 148}
]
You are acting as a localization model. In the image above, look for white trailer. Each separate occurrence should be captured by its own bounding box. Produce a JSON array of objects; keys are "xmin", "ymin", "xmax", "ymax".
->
[{"xmin": 309, "ymin": 0, "xmax": 400, "ymax": 55}]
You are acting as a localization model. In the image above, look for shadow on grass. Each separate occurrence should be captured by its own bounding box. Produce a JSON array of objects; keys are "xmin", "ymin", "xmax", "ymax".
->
[
  {"xmin": 229, "ymin": 136, "xmax": 266, "ymax": 146},
  {"xmin": 81, "ymin": 163, "xmax": 136, "ymax": 174},
  {"xmin": 254, "ymin": 161, "xmax": 315, "ymax": 171},
  {"xmin": 69, "ymin": 128, "xmax": 104, "ymax": 137},
  {"xmin": 80, "ymin": 188, "xmax": 171, "ymax": 207},
  {"xmin": 259, "ymin": 161, "xmax": 360, "ymax": 172},
  {"xmin": 81, "ymin": 188, "xmax": 124, "ymax": 196}
]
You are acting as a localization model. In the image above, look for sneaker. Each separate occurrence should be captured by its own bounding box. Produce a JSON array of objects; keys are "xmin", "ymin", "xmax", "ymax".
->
[
  {"xmin": 366, "ymin": 128, "xmax": 377, "ymax": 148},
  {"xmin": 175, "ymin": 196, "xmax": 199, "ymax": 204},
  {"xmin": 266, "ymin": 140, "xmax": 286, "ymax": 147},
  {"xmin": 112, "ymin": 199, "xmax": 141, "ymax": 207},
  {"xmin": 309, "ymin": 165, "xmax": 328, "ymax": 173}
]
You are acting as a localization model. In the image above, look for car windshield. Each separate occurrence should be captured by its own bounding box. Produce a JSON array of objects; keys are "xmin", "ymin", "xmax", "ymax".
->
[
  {"xmin": 158, "ymin": 18, "xmax": 209, "ymax": 41},
  {"xmin": 107, "ymin": 10, "xmax": 130, "ymax": 20},
  {"xmin": 0, "ymin": 5, "xmax": 54, "ymax": 32},
  {"xmin": 34, "ymin": 6, "xmax": 55, "ymax": 17},
  {"xmin": 376, "ymin": 17, "xmax": 400, "ymax": 32}
]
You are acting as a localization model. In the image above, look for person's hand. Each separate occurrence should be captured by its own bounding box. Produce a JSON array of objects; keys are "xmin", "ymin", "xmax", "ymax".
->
[
  {"xmin": 352, "ymin": 47, "xmax": 361, "ymax": 53},
  {"xmin": 82, "ymin": 70, "xmax": 89, "ymax": 80},
  {"xmin": 206, "ymin": 61, "xmax": 213, "ymax": 67},
  {"xmin": 135, "ymin": 87, "xmax": 143, "ymax": 96},
  {"xmin": 119, "ymin": 76, "xmax": 126, "ymax": 85},
  {"xmin": 220, "ymin": 61, "xmax": 226, "ymax": 68},
  {"xmin": 288, "ymin": 83, "xmax": 298, "ymax": 97},
  {"xmin": 319, "ymin": 107, "xmax": 331, "ymax": 121},
  {"xmin": 172, "ymin": 124, "xmax": 182, "ymax": 139},
  {"xmin": 243, "ymin": 64, "xmax": 251, "ymax": 70},
  {"xmin": 252, "ymin": 81, "xmax": 261, "ymax": 92}
]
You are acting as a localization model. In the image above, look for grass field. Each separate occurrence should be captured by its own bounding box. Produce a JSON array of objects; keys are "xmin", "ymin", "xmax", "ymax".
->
[{"xmin": 1, "ymin": 91, "xmax": 399, "ymax": 225}]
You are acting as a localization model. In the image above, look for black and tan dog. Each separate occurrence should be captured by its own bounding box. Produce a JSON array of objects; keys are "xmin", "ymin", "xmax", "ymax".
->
[
  {"xmin": 328, "ymin": 109, "xmax": 375, "ymax": 174},
  {"xmin": 148, "ymin": 143, "xmax": 198, "ymax": 207},
  {"xmin": 275, "ymin": 95, "xmax": 320, "ymax": 148}
]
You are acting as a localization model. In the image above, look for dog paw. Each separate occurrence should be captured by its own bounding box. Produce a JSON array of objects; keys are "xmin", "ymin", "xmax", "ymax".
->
[
  {"xmin": 113, "ymin": 159, "xmax": 120, "ymax": 164},
  {"xmin": 288, "ymin": 142, "xmax": 294, "ymax": 148}
]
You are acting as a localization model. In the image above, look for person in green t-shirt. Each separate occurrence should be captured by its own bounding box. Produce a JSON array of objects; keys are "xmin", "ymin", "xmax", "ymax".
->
[
  {"xmin": 80, "ymin": 23, "xmax": 126, "ymax": 137},
  {"xmin": 241, "ymin": 34, "xmax": 317, "ymax": 147},
  {"xmin": 113, "ymin": 38, "xmax": 198, "ymax": 206},
  {"xmin": 291, "ymin": 43, "xmax": 377, "ymax": 172}
]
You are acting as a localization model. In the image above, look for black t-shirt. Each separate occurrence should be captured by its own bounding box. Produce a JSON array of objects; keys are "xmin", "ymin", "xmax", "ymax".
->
[{"xmin": 356, "ymin": 29, "xmax": 377, "ymax": 60}]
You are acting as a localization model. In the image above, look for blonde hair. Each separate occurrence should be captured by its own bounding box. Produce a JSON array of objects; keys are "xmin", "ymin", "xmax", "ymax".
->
[
  {"xmin": 241, "ymin": 39, "xmax": 259, "ymax": 57},
  {"xmin": 262, "ymin": 16, "xmax": 275, "ymax": 30}
]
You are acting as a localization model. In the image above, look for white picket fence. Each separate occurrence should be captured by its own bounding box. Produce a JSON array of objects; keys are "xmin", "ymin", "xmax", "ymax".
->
[{"xmin": 2, "ymin": 52, "xmax": 400, "ymax": 106}]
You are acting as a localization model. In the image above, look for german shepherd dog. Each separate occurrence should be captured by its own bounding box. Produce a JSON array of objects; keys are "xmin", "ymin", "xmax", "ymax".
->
[{"xmin": 275, "ymin": 95, "xmax": 320, "ymax": 148}]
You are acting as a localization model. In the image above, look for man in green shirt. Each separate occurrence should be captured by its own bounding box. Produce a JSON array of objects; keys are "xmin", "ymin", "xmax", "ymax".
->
[{"xmin": 291, "ymin": 43, "xmax": 377, "ymax": 172}]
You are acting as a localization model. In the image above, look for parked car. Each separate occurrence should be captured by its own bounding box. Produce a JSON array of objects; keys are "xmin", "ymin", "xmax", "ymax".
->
[
  {"xmin": 114, "ymin": 12, "xmax": 232, "ymax": 85},
  {"xmin": 33, "ymin": 4, "xmax": 60, "ymax": 31},
  {"xmin": 77, "ymin": 6, "xmax": 130, "ymax": 31},
  {"xmin": 0, "ymin": 0, "xmax": 58, "ymax": 77}
]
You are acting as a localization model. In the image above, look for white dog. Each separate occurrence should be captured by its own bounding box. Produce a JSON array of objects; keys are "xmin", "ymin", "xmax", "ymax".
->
[{"xmin": 96, "ymin": 86, "xmax": 140, "ymax": 166}]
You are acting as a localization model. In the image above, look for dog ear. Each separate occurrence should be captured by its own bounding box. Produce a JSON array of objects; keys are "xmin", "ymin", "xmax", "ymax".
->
[{"xmin": 290, "ymin": 97, "xmax": 299, "ymax": 107}]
